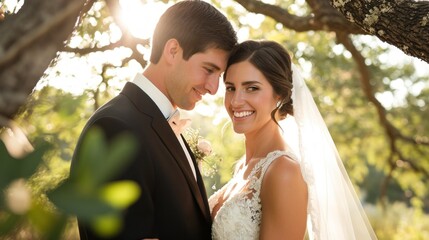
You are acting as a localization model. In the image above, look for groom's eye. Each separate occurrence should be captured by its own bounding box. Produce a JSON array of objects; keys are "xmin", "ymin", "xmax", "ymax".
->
[{"xmin": 204, "ymin": 67, "xmax": 215, "ymax": 74}]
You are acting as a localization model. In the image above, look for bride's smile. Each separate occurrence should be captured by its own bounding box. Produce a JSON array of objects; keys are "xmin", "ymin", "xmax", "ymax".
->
[
  {"xmin": 233, "ymin": 110, "xmax": 254, "ymax": 118},
  {"xmin": 224, "ymin": 61, "xmax": 279, "ymax": 135}
]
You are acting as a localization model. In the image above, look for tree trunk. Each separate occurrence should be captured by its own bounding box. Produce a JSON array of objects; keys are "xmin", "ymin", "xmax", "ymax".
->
[
  {"xmin": 0, "ymin": 0, "xmax": 87, "ymax": 122},
  {"xmin": 330, "ymin": 0, "xmax": 429, "ymax": 63}
]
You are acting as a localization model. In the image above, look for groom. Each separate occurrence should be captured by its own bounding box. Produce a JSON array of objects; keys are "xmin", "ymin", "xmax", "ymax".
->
[{"xmin": 70, "ymin": 1, "xmax": 237, "ymax": 239}]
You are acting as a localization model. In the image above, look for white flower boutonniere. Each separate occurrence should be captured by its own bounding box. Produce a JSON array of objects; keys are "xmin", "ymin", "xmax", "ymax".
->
[
  {"xmin": 184, "ymin": 128, "xmax": 220, "ymax": 177},
  {"xmin": 197, "ymin": 139, "xmax": 212, "ymax": 156}
]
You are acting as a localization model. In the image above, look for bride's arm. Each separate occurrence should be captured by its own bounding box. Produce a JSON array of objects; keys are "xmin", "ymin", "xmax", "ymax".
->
[{"xmin": 259, "ymin": 156, "xmax": 308, "ymax": 240}]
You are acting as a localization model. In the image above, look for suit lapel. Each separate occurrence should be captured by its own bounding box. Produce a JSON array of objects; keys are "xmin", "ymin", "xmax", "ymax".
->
[
  {"xmin": 183, "ymin": 136, "xmax": 212, "ymax": 223},
  {"xmin": 151, "ymin": 120, "xmax": 211, "ymax": 222},
  {"xmin": 121, "ymin": 83, "xmax": 211, "ymax": 222}
]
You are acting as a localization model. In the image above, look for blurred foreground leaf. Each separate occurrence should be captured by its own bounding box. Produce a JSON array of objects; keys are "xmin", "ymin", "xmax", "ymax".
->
[
  {"xmin": 0, "ymin": 140, "xmax": 51, "ymax": 192},
  {"xmin": 48, "ymin": 127, "xmax": 139, "ymax": 237},
  {"xmin": 0, "ymin": 137, "xmax": 52, "ymax": 237}
]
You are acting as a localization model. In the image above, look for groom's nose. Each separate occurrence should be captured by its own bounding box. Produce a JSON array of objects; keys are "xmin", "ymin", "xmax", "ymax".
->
[{"xmin": 204, "ymin": 76, "xmax": 220, "ymax": 95}]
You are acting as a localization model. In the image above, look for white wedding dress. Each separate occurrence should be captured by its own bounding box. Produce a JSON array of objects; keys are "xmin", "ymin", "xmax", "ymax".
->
[
  {"xmin": 209, "ymin": 150, "xmax": 299, "ymax": 240},
  {"xmin": 208, "ymin": 64, "xmax": 377, "ymax": 240}
]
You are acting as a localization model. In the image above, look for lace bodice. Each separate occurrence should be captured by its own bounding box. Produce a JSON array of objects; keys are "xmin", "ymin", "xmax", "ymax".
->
[{"xmin": 209, "ymin": 150, "xmax": 298, "ymax": 240}]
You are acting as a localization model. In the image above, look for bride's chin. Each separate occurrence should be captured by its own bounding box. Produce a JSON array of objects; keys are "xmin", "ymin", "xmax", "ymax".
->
[{"xmin": 232, "ymin": 126, "xmax": 245, "ymax": 134}]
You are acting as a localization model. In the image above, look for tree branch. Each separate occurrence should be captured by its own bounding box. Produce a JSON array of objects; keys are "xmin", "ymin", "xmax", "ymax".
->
[
  {"xmin": 0, "ymin": 0, "xmax": 89, "ymax": 120},
  {"xmin": 336, "ymin": 32, "xmax": 428, "ymax": 178},
  {"xmin": 233, "ymin": 0, "xmax": 365, "ymax": 33},
  {"xmin": 0, "ymin": 1, "xmax": 87, "ymax": 69},
  {"xmin": 380, "ymin": 154, "xmax": 395, "ymax": 206},
  {"xmin": 329, "ymin": 0, "xmax": 429, "ymax": 63},
  {"xmin": 63, "ymin": 37, "xmax": 149, "ymax": 56}
]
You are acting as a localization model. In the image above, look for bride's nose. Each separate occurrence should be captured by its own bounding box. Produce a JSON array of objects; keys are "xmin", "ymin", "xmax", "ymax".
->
[{"xmin": 230, "ymin": 91, "xmax": 245, "ymax": 107}]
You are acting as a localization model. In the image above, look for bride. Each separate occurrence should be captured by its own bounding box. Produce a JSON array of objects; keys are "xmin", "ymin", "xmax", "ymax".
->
[{"xmin": 208, "ymin": 40, "xmax": 377, "ymax": 240}]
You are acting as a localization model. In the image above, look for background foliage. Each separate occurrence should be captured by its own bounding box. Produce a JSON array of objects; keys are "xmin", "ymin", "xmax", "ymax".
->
[{"xmin": 0, "ymin": 0, "xmax": 428, "ymax": 239}]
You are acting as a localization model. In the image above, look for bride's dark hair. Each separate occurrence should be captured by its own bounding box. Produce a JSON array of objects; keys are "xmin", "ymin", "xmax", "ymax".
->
[{"xmin": 223, "ymin": 40, "xmax": 294, "ymax": 124}]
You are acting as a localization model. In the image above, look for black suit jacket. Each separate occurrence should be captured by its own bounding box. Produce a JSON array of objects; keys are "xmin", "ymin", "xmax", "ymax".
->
[{"xmin": 71, "ymin": 82, "xmax": 212, "ymax": 240}]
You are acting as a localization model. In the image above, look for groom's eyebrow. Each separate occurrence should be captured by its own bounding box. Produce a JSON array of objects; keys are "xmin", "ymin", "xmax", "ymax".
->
[{"xmin": 203, "ymin": 62, "xmax": 221, "ymax": 71}]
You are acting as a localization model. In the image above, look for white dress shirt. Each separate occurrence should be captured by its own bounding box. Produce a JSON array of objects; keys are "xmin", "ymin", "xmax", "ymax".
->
[{"xmin": 131, "ymin": 73, "xmax": 197, "ymax": 180}]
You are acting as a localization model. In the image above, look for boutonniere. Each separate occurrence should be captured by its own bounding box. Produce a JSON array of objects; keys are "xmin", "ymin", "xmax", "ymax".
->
[{"xmin": 183, "ymin": 128, "xmax": 220, "ymax": 178}]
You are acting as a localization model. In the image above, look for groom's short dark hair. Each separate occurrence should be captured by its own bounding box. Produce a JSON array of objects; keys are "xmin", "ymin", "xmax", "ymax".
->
[{"xmin": 150, "ymin": 0, "xmax": 237, "ymax": 63}]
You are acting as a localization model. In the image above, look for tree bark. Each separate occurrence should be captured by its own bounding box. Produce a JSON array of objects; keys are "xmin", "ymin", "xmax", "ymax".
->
[
  {"xmin": 330, "ymin": 0, "xmax": 429, "ymax": 63},
  {"xmin": 0, "ymin": 0, "xmax": 88, "ymax": 121},
  {"xmin": 234, "ymin": 0, "xmax": 365, "ymax": 33}
]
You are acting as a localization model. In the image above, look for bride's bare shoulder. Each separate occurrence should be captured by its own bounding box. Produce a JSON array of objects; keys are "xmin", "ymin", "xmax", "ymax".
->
[{"xmin": 262, "ymin": 155, "xmax": 306, "ymax": 194}]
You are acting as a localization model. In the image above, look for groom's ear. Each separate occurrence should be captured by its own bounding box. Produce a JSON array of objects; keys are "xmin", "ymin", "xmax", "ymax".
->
[{"xmin": 163, "ymin": 38, "xmax": 181, "ymax": 64}]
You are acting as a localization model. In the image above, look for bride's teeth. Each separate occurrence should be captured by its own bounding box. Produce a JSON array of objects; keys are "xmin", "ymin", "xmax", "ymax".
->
[{"xmin": 234, "ymin": 111, "xmax": 253, "ymax": 118}]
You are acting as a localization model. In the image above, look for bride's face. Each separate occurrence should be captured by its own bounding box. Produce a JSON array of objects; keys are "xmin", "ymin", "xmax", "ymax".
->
[{"xmin": 224, "ymin": 60, "xmax": 279, "ymax": 135}]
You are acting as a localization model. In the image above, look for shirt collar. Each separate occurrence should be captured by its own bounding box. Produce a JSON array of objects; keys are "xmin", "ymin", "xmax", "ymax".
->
[{"xmin": 132, "ymin": 73, "xmax": 175, "ymax": 119}]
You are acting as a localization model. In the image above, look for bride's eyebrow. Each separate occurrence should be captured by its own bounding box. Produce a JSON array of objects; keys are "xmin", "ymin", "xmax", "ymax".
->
[
  {"xmin": 224, "ymin": 80, "xmax": 261, "ymax": 86},
  {"xmin": 241, "ymin": 81, "xmax": 261, "ymax": 86}
]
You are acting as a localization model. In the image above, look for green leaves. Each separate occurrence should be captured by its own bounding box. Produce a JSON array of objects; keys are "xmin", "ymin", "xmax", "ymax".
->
[
  {"xmin": 48, "ymin": 127, "xmax": 140, "ymax": 236},
  {"xmin": 0, "ymin": 126, "xmax": 140, "ymax": 238},
  {"xmin": 74, "ymin": 127, "xmax": 138, "ymax": 189},
  {"xmin": 0, "ymin": 139, "xmax": 51, "ymax": 206},
  {"xmin": 0, "ymin": 137, "xmax": 52, "ymax": 237},
  {"xmin": 100, "ymin": 181, "xmax": 140, "ymax": 209}
]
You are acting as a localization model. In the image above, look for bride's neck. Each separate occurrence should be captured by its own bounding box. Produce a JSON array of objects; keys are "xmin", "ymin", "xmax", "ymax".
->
[{"xmin": 244, "ymin": 122, "xmax": 285, "ymax": 163}]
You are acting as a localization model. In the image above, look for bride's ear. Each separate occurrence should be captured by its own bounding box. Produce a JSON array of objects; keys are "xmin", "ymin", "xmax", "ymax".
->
[{"xmin": 275, "ymin": 95, "xmax": 283, "ymax": 109}]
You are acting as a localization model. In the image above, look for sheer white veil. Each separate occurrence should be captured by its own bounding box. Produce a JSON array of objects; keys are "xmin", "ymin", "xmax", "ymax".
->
[{"xmin": 280, "ymin": 64, "xmax": 378, "ymax": 240}]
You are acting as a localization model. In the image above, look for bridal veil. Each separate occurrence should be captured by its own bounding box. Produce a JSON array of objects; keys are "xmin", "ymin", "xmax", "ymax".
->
[{"xmin": 280, "ymin": 64, "xmax": 378, "ymax": 240}]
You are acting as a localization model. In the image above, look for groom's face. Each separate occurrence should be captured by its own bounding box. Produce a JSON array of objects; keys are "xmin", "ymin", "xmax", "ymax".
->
[{"xmin": 167, "ymin": 47, "xmax": 229, "ymax": 110}]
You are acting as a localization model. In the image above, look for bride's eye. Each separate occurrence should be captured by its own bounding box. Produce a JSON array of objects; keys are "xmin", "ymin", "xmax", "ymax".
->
[
  {"xmin": 246, "ymin": 86, "xmax": 259, "ymax": 92},
  {"xmin": 225, "ymin": 86, "xmax": 235, "ymax": 92}
]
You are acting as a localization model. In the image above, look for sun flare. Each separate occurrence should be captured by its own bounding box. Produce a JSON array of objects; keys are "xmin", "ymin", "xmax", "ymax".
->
[{"xmin": 119, "ymin": 0, "xmax": 170, "ymax": 39}]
